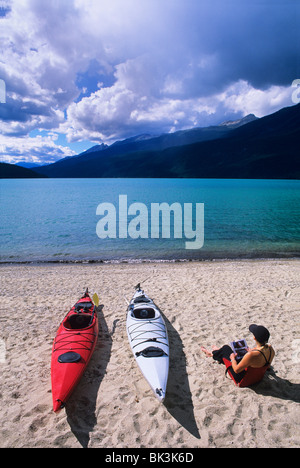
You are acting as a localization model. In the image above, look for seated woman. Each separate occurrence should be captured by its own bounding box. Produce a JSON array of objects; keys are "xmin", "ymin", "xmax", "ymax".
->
[{"xmin": 201, "ymin": 324, "xmax": 275, "ymax": 387}]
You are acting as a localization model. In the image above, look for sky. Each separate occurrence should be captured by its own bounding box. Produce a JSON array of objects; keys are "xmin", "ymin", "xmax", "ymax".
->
[{"xmin": 0, "ymin": 0, "xmax": 299, "ymax": 164}]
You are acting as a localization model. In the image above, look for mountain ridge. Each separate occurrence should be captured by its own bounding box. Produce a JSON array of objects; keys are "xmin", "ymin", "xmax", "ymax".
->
[
  {"xmin": 34, "ymin": 104, "xmax": 300, "ymax": 179},
  {"xmin": 35, "ymin": 113, "xmax": 259, "ymax": 176},
  {"xmin": 3, "ymin": 105, "xmax": 299, "ymax": 179}
]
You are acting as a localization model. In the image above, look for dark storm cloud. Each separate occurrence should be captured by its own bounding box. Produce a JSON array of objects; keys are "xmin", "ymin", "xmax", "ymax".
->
[
  {"xmin": 155, "ymin": 0, "xmax": 299, "ymax": 97},
  {"xmin": 0, "ymin": 0, "xmax": 298, "ymax": 161}
]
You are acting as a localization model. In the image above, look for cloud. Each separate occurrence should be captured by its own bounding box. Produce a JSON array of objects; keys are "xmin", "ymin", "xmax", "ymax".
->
[
  {"xmin": 220, "ymin": 81, "xmax": 293, "ymax": 117},
  {"xmin": 0, "ymin": 0, "xmax": 299, "ymax": 161},
  {"xmin": 0, "ymin": 0, "xmax": 84, "ymax": 133},
  {"xmin": 62, "ymin": 0, "xmax": 300, "ymax": 142},
  {"xmin": 65, "ymin": 59, "xmax": 294, "ymax": 143},
  {"xmin": 0, "ymin": 133, "xmax": 76, "ymax": 164}
]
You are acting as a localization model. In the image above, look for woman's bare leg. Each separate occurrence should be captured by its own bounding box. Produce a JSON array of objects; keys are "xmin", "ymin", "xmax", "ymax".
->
[{"xmin": 200, "ymin": 345, "xmax": 219, "ymax": 358}]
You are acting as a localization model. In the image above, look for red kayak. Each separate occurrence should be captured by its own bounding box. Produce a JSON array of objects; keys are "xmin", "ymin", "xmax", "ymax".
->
[{"xmin": 51, "ymin": 289, "xmax": 99, "ymax": 412}]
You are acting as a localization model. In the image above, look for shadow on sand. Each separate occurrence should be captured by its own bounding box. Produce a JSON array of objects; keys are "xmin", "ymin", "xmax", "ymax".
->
[
  {"xmin": 65, "ymin": 301, "xmax": 201, "ymax": 445},
  {"xmin": 251, "ymin": 367, "xmax": 300, "ymax": 403},
  {"xmin": 65, "ymin": 305, "xmax": 113, "ymax": 448},
  {"xmin": 159, "ymin": 308, "xmax": 201, "ymax": 440}
]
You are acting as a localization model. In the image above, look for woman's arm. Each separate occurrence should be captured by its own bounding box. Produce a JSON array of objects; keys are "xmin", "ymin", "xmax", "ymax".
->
[{"xmin": 230, "ymin": 352, "xmax": 253, "ymax": 374}]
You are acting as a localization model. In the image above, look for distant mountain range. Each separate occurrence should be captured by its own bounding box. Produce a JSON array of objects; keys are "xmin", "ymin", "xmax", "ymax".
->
[
  {"xmin": 0, "ymin": 162, "xmax": 47, "ymax": 179},
  {"xmin": 2, "ymin": 104, "xmax": 299, "ymax": 179}
]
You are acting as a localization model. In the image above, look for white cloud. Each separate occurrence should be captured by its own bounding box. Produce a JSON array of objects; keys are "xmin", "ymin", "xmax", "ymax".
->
[
  {"xmin": 220, "ymin": 80, "xmax": 293, "ymax": 117},
  {"xmin": 0, "ymin": 133, "xmax": 76, "ymax": 164},
  {"xmin": 64, "ymin": 70, "xmax": 294, "ymax": 143}
]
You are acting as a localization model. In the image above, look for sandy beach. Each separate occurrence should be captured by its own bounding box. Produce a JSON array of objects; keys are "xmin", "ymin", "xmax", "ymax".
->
[{"xmin": 0, "ymin": 260, "xmax": 299, "ymax": 448}]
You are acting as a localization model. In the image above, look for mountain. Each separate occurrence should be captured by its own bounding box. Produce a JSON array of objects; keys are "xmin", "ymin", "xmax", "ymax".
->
[
  {"xmin": 79, "ymin": 143, "xmax": 108, "ymax": 155},
  {"xmin": 35, "ymin": 104, "xmax": 300, "ymax": 179},
  {"xmin": 219, "ymin": 114, "xmax": 257, "ymax": 128},
  {"xmin": 0, "ymin": 162, "xmax": 47, "ymax": 178},
  {"xmin": 35, "ymin": 114, "xmax": 257, "ymax": 177},
  {"xmin": 16, "ymin": 162, "xmax": 43, "ymax": 169}
]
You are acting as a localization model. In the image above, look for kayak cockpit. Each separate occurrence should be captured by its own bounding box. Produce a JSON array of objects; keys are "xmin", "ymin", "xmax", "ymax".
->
[
  {"xmin": 131, "ymin": 307, "xmax": 158, "ymax": 320},
  {"xmin": 63, "ymin": 314, "xmax": 93, "ymax": 330}
]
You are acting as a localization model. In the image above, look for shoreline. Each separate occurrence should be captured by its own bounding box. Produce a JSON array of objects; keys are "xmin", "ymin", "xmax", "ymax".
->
[
  {"xmin": 1, "ymin": 259, "xmax": 299, "ymax": 448},
  {"xmin": 1, "ymin": 254, "xmax": 300, "ymax": 266}
]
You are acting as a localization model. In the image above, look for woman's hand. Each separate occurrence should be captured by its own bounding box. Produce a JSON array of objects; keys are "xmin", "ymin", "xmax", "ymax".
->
[{"xmin": 230, "ymin": 352, "xmax": 237, "ymax": 361}]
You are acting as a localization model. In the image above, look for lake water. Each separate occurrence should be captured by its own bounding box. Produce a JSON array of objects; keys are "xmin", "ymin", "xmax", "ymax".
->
[{"xmin": 0, "ymin": 178, "xmax": 299, "ymax": 262}]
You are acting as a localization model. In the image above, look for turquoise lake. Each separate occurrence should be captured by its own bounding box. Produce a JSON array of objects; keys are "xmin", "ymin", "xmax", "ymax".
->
[{"xmin": 0, "ymin": 178, "xmax": 299, "ymax": 262}]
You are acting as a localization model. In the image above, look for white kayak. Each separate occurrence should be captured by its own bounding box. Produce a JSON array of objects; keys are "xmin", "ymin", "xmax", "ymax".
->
[{"xmin": 126, "ymin": 284, "xmax": 169, "ymax": 402}]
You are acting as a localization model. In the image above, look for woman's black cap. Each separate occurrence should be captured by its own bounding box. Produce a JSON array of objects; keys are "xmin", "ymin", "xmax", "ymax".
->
[{"xmin": 249, "ymin": 324, "xmax": 270, "ymax": 344}]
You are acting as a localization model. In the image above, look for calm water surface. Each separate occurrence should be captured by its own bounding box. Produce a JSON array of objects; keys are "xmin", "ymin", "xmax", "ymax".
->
[{"xmin": 0, "ymin": 178, "xmax": 299, "ymax": 262}]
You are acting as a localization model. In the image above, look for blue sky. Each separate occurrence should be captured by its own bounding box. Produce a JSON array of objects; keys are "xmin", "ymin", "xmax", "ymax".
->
[{"xmin": 0, "ymin": 0, "xmax": 299, "ymax": 164}]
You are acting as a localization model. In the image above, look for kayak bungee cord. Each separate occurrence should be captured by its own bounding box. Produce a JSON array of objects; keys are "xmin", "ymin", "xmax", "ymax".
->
[
  {"xmin": 53, "ymin": 331, "xmax": 97, "ymax": 352},
  {"xmin": 128, "ymin": 321, "xmax": 168, "ymax": 350}
]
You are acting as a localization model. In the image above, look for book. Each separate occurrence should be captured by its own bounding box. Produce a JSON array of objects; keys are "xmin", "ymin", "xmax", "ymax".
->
[{"xmin": 230, "ymin": 339, "xmax": 248, "ymax": 362}]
